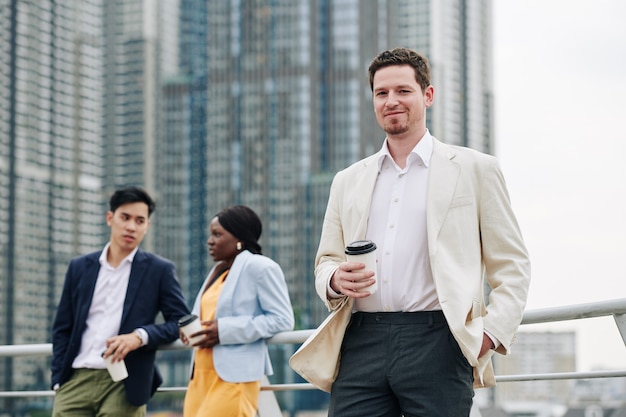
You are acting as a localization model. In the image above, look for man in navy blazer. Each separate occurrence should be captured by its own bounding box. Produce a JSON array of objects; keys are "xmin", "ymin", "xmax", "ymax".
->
[{"xmin": 51, "ymin": 186, "xmax": 189, "ymax": 416}]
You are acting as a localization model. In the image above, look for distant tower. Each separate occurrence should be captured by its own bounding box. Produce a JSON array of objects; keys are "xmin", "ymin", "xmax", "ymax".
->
[
  {"xmin": 158, "ymin": 0, "xmax": 494, "ymax": 330},
  {"xmin": 493, "ymin": 331, "xmax": 577, "ymax": 404},
  {"xmin": 0, "ymin": 1, "xmax": 494, "ymax": 411},
  {"xmin": 0, "ymin": 0, "xmax": 106, "ymax": 407}
]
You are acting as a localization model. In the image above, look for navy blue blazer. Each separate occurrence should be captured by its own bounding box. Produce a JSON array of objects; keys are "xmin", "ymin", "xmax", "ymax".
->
[{"xmin": 51, "ymin": 248, "xmax": 190, "ymax": 406}]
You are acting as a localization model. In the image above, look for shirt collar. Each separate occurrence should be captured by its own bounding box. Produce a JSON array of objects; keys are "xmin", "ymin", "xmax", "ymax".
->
[
  {"xmin": 376, "ymin": 129, "xmax": 434, "ymax": 171},
  {"xmin": 99, "ymin": 242, "xmax": 138, "ymax": 268}
]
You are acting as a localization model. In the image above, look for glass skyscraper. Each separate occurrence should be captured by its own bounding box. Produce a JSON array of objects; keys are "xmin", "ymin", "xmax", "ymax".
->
[
  {"xmin": 157, "ymin": 0, "xmax": 494, "ymax": 330},
  {"xmin": 0, "ymin": 0, "xmax": 493, "ymax": 413},
  {"xmin": 0, "ymin": 0, "xmax": 106, "ymax": 408}
]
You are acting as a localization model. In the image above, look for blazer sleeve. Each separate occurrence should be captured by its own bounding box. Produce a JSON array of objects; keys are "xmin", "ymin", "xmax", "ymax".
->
[
  {"xmin": 51, "ymin": 260, "xmax": 77, "ymax": 386},
  {"xmin": 217, "ymin": 256, "xmax": 294, "ymax": 345},
  {"xmin": 314, "ymin": 170, "xmax": 351, "ymax": 311},
  {"xmin": 479, "ymin": 158, "xmax": 531, "ymax": 354},
  {"xmin": 51, "ymin": 255, "xmax": 99, "ymax": 387},
  {"xmin": 314, "ymin": 154, "xmax": 379, "ymax": 311},
  {"xmin": 136, "ymin": 257, "xmax": 190, "ymax": 347}
]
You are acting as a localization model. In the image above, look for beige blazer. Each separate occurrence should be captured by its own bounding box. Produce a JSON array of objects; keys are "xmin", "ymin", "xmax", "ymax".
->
[{"xmin": 314, "ymin": 138, "xmax": 531, "ymax": 387}]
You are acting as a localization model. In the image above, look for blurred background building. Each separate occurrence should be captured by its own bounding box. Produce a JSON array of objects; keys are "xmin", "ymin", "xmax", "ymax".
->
[
  {"xmin": 0, "ymin": 0, "xmax": 494, "ymax": 414},
  {"xmin": 489, "ymin": 331, "xmax": 577, "ymax": 408}
]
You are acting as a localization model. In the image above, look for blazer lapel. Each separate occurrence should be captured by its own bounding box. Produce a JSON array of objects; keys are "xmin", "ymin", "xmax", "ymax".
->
[
  {"xmin": 427, "ymin": 139, "xmax": 460, "ymax": 255},
  {"xmin": 215, "ymin": 251, "xmax": 251, "ymax": 315},
  {"xmin": 351, "ymin": 155, "xmax": 380, "ymax": 241},
  {"xmin": 77, "ymin": 253, "xmax": 103, "ymax": 324},
  {"xmin": 192, "ymin": 264, "xmax": 220, "ymax": 315},
  {"xmin": 121, "ymin": 249, "xmax": 148, "ymax": 325}
]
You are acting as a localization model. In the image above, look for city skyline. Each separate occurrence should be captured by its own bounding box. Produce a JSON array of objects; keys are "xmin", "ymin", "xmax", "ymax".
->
[
  {"xmin": 2, "ymin": 0, "xmax": 626, "ymax": 414},
  {"xmin": 0, "ymin": 1, "xmax": 495, "ymax": 413}
]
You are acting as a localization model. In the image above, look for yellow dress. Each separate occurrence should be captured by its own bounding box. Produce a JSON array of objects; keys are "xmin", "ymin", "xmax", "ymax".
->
[{"xmin": 183, "ymin": 270, "xmax": 261, "ymax": 417}]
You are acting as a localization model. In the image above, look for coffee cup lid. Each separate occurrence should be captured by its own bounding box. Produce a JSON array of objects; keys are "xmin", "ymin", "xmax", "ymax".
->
[
  {"xmin": 345, "ymin": 240, "xmax": 377, "ymax": 255},
  {"xmin": 178, "ymin": 314, "xmax": 198, "ymax": 327}
]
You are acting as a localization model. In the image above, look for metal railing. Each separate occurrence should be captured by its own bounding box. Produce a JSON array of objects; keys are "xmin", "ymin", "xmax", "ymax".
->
[{"xmin": 2, "ymin": 298, "xmax": 626, "ymax": 412}]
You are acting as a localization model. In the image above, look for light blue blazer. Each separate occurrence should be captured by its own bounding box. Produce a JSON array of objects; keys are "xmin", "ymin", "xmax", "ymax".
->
[{"xmin": 191, "ymin": 250, "xmax": 294, "ymax": 383}]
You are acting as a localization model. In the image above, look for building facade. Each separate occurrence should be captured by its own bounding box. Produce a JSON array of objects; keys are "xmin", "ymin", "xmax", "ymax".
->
[
  {"xmin": 0, "ymin": 0, "xmax": 106, "ymax": 409},
  {"xmin": 492, "ymin": 331, "xmax": 577, "ymax": 404},
  {"xmin": 0, "ymin": 0, "xmax": 493, "ymax": 413},
  {"xmin": 156, "ymin": 0, "xmax": 494, "ymax": 333}
]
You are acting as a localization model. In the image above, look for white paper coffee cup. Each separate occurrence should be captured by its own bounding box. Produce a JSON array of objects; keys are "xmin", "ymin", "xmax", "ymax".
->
[
  {"xmin": 102, "ymin": 355, "xmax": 128, "ymax": 382},
  {"xmin": 345, "ymin": 240, "xmax": 378, "ymax": 294},
  {"xmin": 178, "ymin": 314, "xmax": 204, "ymax": 346}
]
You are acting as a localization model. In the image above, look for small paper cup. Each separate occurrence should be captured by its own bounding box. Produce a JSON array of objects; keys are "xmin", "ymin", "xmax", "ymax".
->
[
  {"xmin": 102, "ymin": 355, "xmax": 128, "ymax": 382},
  {"xmin": 178, "ymin": 314, "xmax": 204, "ymax": 346}
]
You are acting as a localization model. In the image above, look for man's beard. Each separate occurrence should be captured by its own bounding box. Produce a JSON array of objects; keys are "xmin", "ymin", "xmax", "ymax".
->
[{"xmin": 384, "ymin": 121, "xmax": 409, "ymax": 135}]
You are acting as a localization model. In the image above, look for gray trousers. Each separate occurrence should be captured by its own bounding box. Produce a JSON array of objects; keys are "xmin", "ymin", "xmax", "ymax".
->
[{"xmin": 328, "ymin": 311, "xmax": 474, "ymax": 417}]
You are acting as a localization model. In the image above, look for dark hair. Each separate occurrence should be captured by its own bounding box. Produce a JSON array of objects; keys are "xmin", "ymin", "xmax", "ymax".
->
[
  {"xmin": 368, "ymin": 47, "xmax": 431, "ymax": 92},
  {"xmin": 109, "ymin": 186, "xmax": 156, "ymax": 217},
  {"xmin": 216, "ymin": 205, "xmax": 263, "ymax": 255}
]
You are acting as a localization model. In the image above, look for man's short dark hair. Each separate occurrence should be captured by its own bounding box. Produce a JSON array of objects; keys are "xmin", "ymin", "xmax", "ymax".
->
[
  {"xmin": 109, "ymin": 186, "xmax": 156, "ymax": 217},
  {"xmin": 368, "ymin": 47, "xmax": 431, "ymax": 92}
]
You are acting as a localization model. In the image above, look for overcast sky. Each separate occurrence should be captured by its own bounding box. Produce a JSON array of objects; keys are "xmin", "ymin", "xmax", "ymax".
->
[{"xmin": 492, "ymin": 0, "xmax": 626, "ymax": 371}]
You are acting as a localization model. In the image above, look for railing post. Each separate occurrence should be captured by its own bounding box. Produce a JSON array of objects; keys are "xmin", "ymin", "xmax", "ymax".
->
[
  {"xmin": 613, "ymin": 313, "xmax": 626, "ymax": 346},
  {"xmin": 257, "ymin": 376, "xmax": 282, "ymax": 417}
]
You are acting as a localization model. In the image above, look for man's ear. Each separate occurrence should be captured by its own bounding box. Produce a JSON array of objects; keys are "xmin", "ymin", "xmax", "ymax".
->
[
  {"xmin": 424, "ymin": 85, "xmax": 435, "ymax": 108},
  {"xmin": 106, "ymin": 210, "xmax": 113, "ymax": 226}
]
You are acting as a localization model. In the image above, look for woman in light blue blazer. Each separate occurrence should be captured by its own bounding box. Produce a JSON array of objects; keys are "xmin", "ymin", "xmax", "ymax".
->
[{"xmin": 181, "ymin": 205, "xmax": 295, "ymax": 417}]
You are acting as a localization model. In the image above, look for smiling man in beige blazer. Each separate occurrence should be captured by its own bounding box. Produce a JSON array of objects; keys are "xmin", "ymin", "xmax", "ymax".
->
[{"xmin": 314, "ymin": 48, "xmax": 531, "ymax": 416}]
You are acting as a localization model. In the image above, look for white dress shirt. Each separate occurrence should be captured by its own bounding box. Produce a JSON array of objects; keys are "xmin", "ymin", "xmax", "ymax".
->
[
  {"xmin": 72, "ymin": 243, "xmax": 140, "ymax": 369},
  {"xmin": 355, "ymin": 131, "xmax": 441, "ymax": 313}
]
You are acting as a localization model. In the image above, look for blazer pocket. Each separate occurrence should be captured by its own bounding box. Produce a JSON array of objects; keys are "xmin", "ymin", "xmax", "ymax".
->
[
  {"xmin": 449, "ymin": 195, "xmax": 474, "ymax": 208},
  {"xmin": 467, "ymin": 299, "xmax": 484, "ymax": 321}
]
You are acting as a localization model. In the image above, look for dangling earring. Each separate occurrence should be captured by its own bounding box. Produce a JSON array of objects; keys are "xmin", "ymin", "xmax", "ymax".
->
[{"xmin": 236, "ymin": 242, "xmax": 243, "ymax": 251}]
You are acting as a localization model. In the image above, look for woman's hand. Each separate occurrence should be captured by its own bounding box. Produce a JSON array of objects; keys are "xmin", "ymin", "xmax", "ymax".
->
[{"xmin": 189, "ymin": 320, "xmax": 220, "ymax": 349}]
